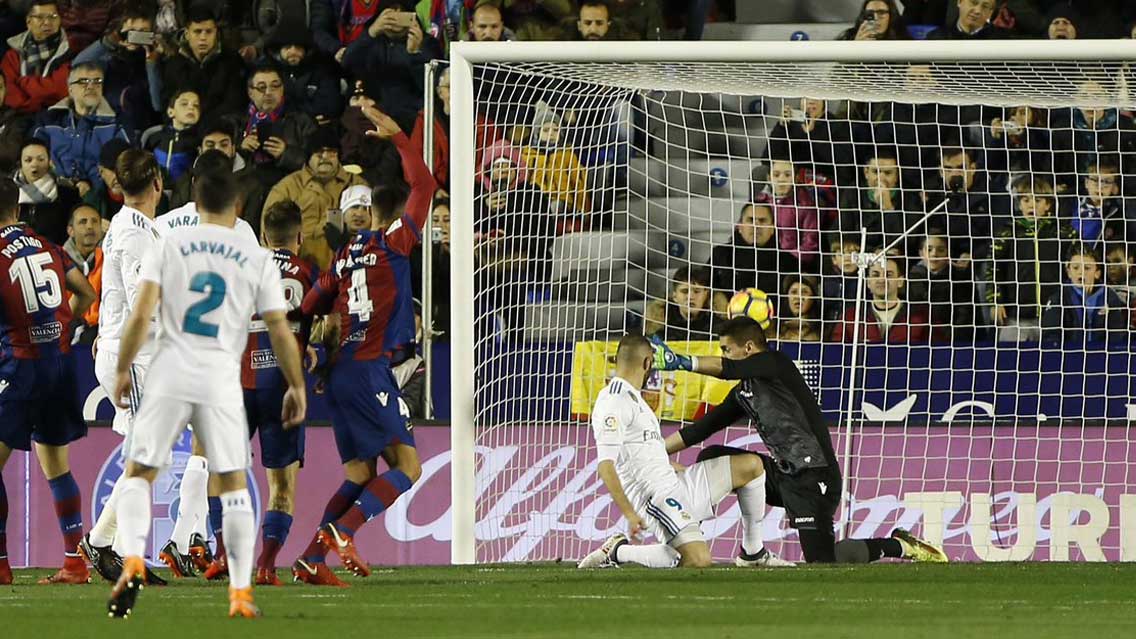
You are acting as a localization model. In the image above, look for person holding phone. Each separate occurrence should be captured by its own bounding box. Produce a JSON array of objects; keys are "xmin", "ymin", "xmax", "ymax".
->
[
  {"xmin": 837, "ymin": 0, "xmax": 910, "ymax": 41},
  {"xmin": 235, "ymin": 63, "xmax": 317, "ymax": 190},
  {"xmin": 71, "ymin": 5, "xmax": 164, "ymax": 132},
  {"xmin": 340, "ymin": 6, "xmax": 441, "ymax": 132}
]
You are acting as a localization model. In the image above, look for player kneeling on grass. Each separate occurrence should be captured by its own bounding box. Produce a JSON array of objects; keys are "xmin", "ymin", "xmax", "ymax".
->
[
  {"xmin": 106, "ymin": 169, "xmax": 307, "ymax": 619},
  {"xmin": 652, "ymin": 317, "xmax": 947, "ymax": 564},
  {"xmin": 578, "ymin": 333, "xmax": 794, "ymax": 569}
]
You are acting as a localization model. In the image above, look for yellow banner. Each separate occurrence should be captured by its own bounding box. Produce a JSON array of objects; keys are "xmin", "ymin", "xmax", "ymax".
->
[{"xmin": 570, "ymin": 341, "xmax": 738, "ymax": 421}]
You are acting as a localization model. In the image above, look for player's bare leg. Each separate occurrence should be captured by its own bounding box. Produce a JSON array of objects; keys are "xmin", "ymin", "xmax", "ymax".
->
[
  {"xmin": 319, "ymin": 444, "xmax": 421, "ymax": 578},
  {"xmin": 33, "ymin": 443, "xmax": 90, "ymax": 584},
  {"xmin": 256, "ymin": 462, "xmax": 299, "ymax": 586}
]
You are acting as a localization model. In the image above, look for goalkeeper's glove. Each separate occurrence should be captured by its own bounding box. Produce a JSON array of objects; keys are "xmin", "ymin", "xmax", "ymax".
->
[{"xmin": 650, "ymin": 336, "xmax": 693, "ymax": 372}]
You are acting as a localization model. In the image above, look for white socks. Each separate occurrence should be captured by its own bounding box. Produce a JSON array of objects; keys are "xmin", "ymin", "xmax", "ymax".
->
[
  {"xmin": 88, "ymin": 475, "xmax": 124, "ymax": 549},
  {"xmin": 614, "ymin": 543, "xmax": 680, "ymax": 568},
  {"xmin": 171, "ymin": 456, "xmax": 208, "ymax": 553},
  {"xmin": 736, "ymin": 473, "xmax": 768, "ymax": 556},
  {"xmin": 116, "ymin": 477, "xmax": 152, "ymax": 559},
  {"xmin": 221, "ymin": 489, "xmax": 255, "ymax": 590}
]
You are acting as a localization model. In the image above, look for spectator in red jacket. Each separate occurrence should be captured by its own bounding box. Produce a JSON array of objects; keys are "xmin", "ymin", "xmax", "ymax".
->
[
  {"xmin": 830, "ymin": 253, "xmax": 939, "ymax": 343},
  {"xmin": 1, "ymin": 1, "xmax": 72, "ymax": 114}
]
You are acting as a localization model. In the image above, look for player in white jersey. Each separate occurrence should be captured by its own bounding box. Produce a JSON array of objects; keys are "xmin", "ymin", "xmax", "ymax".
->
[
  {"xmin": 106, "ymin": 169, "xmax": 306, "ymax": 619},
  {"xmin": 577, "ymin": 334, "xmax": 794, "ymax": 569},
  {"xmin": 157, "ymin": 202, "xmax": 259, "ymax": 243},
  {"xmin": 81, "ymin": 151, "xmax": 189, "ymax": 587},
  {"xmin": 150, "ymin": 156, "xmax": 259, "ymax": 578}
]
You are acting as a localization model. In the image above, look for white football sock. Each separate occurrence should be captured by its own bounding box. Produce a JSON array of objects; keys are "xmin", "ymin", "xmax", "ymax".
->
[
  {"xmin": 614, "ymin": 543, "xmax": 679, "ymax": 568},
  {"xmin": 221, "ymin": 489, "xmax": 255, "ymax": 590},
  {"xmin": 116, "ymin": 477, "xmax": 152, "ymax": 559},
  {"xmin": 88, "ymin": 475, "xmax": 124, "ymax": 548},
  {"xmin": 736, "ymin": 473, "xmax": 767, "ymax": 556},
  {"xmin": 171, "ymin": 456, "xmax": 208, "ymax": 553}
]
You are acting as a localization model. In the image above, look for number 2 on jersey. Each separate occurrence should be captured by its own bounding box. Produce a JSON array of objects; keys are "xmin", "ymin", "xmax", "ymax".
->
[{"xmin": 183, "ymin": 271, "xmax": 226, "ymax": 337}]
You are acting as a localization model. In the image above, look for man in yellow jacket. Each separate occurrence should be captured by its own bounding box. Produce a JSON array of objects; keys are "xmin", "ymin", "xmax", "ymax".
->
[{"xmin": 261, "ymin": 127, "xmax": 367, "ymax": 268}]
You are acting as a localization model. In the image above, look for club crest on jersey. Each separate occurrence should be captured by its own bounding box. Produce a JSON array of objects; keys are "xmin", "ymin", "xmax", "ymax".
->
[{"xmin": 92, "ymin": 430, "xmax": 261, "ymax": 567}]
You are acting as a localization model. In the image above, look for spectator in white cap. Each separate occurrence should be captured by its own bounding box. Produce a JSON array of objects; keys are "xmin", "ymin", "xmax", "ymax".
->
[{"xmin": 340, "ymin": 183, "xmax": 372, "ymax": 233}]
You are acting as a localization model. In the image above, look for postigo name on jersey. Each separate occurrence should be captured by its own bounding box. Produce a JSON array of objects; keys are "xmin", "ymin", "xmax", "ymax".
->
[{"xmin": 0, "ymin": 232, "xmax": 43, "ymax": 257}]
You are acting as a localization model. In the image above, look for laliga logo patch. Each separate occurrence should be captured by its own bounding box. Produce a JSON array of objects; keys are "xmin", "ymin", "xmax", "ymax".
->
[
  {"xmin": 604, "ymin": 415, "xmax": 618, "ymax": 432},
  {"xmin": 92, "ymin": 429, "xmax": 261, "ymax": 566}
]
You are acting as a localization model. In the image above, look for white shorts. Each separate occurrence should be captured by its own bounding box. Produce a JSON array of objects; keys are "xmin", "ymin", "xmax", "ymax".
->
[
  {"xmin": 129, "ymin": 393, "xmax": 251, "ymax": 474},
  {"xmin": 646, "ymin": 456, "xmax": 733, "ymax": 548},
  {"xmin": 94, "ymin": 348, "xmax": 148, "ymax": 438}
]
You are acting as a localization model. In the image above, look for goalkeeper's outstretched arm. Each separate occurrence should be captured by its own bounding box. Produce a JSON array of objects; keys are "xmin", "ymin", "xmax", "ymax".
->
[{"xmin": 652, "ymin": 338, "xmax": 780, "ymax": 380}]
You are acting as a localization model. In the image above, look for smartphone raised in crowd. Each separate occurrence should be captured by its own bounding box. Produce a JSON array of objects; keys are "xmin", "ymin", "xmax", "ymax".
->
[
  {"xmin": 126, "ymin": 30, "xmax": 156, "ymax": 46},
  {"xmin": 326, "ymin": 208, "xmax": 344, "ymax": 231}
]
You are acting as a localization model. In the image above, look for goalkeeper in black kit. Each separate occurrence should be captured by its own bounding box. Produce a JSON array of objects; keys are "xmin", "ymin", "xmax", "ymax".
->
[{"xmin": 652, "ymin": 316, "xmax": 948, "ymax": 564}]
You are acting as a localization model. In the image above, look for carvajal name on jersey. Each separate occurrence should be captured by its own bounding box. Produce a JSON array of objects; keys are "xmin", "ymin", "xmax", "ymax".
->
[
  {"xmin": 251, "ymin": 349, "xmax": 278, "ymax": 369},
  {"xmin": 179, "ymin": 240, "xmax": 249, "ymax": 268}
]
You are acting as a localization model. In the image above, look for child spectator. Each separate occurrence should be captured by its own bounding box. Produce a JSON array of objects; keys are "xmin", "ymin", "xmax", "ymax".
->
[
  {"xmin": 767, "ymin": 158, "xmax": 825, "ymax": 269},
  {"xmin": 987, "ymin": 176, "xmax": 1077, "ymax": 342},
  {"xmin": 830, "ymin": 253, "xmax": 938, "ymax": 343},
  {"xmin": 644, "ymin": 265, "xmax": 714, "ymax": 342},
  {"xmin": 1104, "ymin": 242, "xmax": 1136, "ymax": 328},
  {"xmin": 520, "ymin": 100, "xmax": 589, "ymax": 218},
  {"xmin": 707, "ymin": 197, "xmax": 796, "ymax": 315},
  {"xmin": 1041, "ymin": 244, "xmax": 1129, "ymax": 345},
  {"xmin": 142, "ymin": 89, "xmax": 201, "ymax": 184},
  {"xmin": 1064, "ymin": 156, "xmax": 1131, "ymax": 245},
  {"xmin": 908, "ymin": 229, "xmax": 976, "ymax": 342},
  {"xmin": 820, "ymin": 233, "xmax": 860, "ymax": 327}
]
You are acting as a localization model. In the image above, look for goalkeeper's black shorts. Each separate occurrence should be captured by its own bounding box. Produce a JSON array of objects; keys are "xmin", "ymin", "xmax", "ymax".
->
[{"xmin": 756, "ymin": 453, "xmax": 841, "ymax": 532}]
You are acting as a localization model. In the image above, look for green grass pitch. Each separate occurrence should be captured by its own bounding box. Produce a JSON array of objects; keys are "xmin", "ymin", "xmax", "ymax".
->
[{"xmin": 5, "ymin": 564, "xmax": 1136, "ymax": 637}]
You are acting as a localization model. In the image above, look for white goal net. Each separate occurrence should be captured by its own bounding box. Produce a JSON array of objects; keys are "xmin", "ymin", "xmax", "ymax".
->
[{"xmin": 449, "ymin": 41, "xmax": 1136, "ymax": 564}]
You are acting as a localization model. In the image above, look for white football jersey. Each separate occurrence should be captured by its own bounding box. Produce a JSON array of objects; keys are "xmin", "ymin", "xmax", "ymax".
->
[
  {"xmin": 155, "ymin": 202, "xmax": 260, "ymax": 244},
  {"xmin": 139, "ymin": 223, "xmax": 285, "ymax": 405},
  {"xmin": 99, "ymin": 205, "xmax": 161, "ymax": 358},
  {"xmin": 590, "ymin": 377, "xmax": 679, "ymax": 508}
]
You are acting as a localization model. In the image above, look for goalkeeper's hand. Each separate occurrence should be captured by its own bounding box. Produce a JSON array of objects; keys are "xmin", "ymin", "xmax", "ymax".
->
[{"xmin": 650, "ymin": 336, "xmax": 692, "ymax": 372}]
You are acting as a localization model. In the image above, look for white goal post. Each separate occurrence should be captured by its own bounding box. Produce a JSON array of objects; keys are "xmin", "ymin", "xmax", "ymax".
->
[{"xmin": 449, "ymin": 40, "xmax": 1136, "ymax": 565}]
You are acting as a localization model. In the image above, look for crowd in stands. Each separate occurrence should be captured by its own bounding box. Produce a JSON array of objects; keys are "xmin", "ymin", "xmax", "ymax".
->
[{"xmin": 1, "ymin": 0, "xmax": 1134, "ymax": 354}]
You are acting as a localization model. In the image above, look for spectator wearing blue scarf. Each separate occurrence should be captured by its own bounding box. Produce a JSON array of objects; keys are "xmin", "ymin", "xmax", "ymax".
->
[{"xmin": 1042, "ymin": 244, "xmax": 1129, "ymax": 346}]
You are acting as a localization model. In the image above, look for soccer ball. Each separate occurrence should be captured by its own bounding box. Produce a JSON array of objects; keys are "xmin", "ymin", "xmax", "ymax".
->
[{"xmin": 726, "ymin": 288, "xmax": 774, "ymax": 329}]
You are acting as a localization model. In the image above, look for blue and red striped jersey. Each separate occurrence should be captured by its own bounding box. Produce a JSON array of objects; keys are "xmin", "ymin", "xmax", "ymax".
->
[
  {"xmin": 302, "ymin": 131, "xmax": 436, "ymax": 363},
  {"xmin": 241, "ymin": 248, "xmax": 319, "ymax": 390},
  {"xmin": 0, "ymin": 224, "xmax": 76, "ymax": 360}
]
